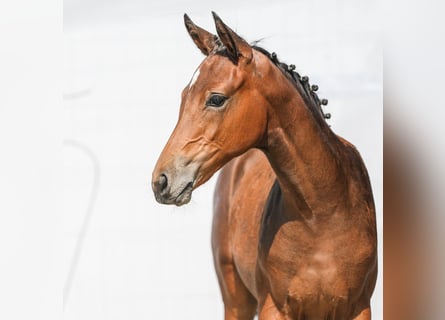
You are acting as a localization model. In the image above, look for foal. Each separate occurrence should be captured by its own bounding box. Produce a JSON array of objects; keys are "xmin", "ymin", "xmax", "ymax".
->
[{"xmin": 152, "ymin": 12, "xmax": 377, "ymax": 320}]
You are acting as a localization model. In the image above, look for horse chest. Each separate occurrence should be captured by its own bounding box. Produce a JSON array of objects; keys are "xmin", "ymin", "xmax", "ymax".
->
[{"xmin": 257, "ymin": 222, "xmax": 353, "ymax": 304}]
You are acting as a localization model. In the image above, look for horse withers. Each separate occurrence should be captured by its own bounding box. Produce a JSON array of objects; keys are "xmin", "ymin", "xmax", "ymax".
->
[{"xmin": 152, "ymin": 12, "xmax": 377, "ymax": 320}]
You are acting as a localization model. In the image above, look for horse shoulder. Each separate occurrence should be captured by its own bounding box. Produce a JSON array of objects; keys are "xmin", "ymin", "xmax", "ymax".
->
[{"xmin": 212, "ymin": 149, "xmax": 276, "ymax": 298}]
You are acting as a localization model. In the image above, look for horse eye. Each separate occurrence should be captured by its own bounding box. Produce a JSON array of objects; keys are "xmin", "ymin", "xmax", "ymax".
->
[{"xmin": 206, "ymin": 94, "xmax": 228, "ymax": 108}]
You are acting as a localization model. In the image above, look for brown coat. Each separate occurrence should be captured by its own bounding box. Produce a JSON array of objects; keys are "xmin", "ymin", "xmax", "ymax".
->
[{"xmin": 152, "ymin": 12, "xmax": 377, "ymax": 320}]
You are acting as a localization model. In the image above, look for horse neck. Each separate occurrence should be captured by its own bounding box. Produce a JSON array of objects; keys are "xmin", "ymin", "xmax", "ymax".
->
[{"xmin": 259, "ymin": 62, "xmax": 348, "ymax": 220}]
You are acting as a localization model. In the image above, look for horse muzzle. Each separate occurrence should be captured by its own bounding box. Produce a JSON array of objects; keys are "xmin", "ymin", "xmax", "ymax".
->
[{"xmin": 152, "ymin": 166, "xmax": 197, "ymax": 206}]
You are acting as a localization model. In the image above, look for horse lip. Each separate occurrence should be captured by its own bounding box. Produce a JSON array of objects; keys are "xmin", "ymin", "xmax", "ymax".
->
[{"xmin": 174, "ymin": 181, "xmax": 194, "ymax": 206}]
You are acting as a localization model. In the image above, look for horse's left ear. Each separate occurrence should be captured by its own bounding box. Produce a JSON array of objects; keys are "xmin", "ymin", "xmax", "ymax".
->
[
  {"xmin": 212, "ymin": 12, "xmax": 253, "ymax": 64},
  {"xmin": 184, "ymin": 13, "xmax": 217, "ymax": 56}
]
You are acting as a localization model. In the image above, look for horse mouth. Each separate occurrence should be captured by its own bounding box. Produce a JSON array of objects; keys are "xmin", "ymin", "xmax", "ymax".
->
[{"xmin": 174, "ymin": 181, "xmax": 194, "ymax": 206}]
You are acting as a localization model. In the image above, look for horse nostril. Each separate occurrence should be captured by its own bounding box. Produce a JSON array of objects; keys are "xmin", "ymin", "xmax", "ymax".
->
[{"xmin": 158, "ymin": 174, "xmax": 168, "ymax": 193}]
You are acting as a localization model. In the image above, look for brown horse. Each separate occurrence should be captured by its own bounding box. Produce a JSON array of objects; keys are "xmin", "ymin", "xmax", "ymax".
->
[{"xmin": 152, "ymin": 12, "xmax": 377, "ymax": 320}]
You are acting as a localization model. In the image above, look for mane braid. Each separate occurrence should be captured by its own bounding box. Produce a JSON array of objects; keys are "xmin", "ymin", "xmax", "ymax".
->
[
  {"xmin": 213, "ymin": 42, "xmax": 331, "ymax": 126},
  {"xmin": 251, "ymin": 46, "xmax": 331, "ymax": 126}
]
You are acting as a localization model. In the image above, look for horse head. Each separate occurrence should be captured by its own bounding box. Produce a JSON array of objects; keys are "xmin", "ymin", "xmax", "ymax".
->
[{"xmin": 152, "ymin": 13, "xmax": 270, "ymax": 206}]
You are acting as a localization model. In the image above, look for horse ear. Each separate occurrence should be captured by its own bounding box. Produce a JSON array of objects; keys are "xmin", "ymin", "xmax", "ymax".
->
[
  {"xmin": 184, "ymin": 13, "xmax": 217, "ymax": 56},
  {"xmin": 212, "ymin": 11, "xmax": 252, "ymax": 64}
]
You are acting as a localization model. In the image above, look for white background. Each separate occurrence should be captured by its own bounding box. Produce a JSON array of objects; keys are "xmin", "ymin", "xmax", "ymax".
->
[
  {"xmin": 1, "ymin": 0, "xmax": 383, "ymax": 319},
  {"xmin": 63, "ymin": 1, "xmax": 382, "ymax": 319},
  {"xmin": 7, "ymin": 0, "xmax": 445, "ymax": 319}
]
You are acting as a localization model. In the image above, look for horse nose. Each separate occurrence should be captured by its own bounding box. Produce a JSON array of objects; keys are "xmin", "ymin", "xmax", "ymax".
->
[{"xmin": 153, "ymin": 173, "xmax": 169, "ymax": 199}]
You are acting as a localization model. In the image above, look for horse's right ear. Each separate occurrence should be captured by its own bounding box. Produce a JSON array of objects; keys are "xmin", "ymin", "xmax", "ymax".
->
[{"xmin": 184, "ymin": 14, "xmax": 217, "ymax": 56}]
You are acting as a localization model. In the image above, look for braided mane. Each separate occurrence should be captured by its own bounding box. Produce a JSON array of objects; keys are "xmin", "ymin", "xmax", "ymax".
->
[
  {"xmin": 251, "ymin": 46, "xmax": 331, "ymax": 124},
  {"xmin": 213, "ymin": 40, "xmax": 331, "ymax": 126}
]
